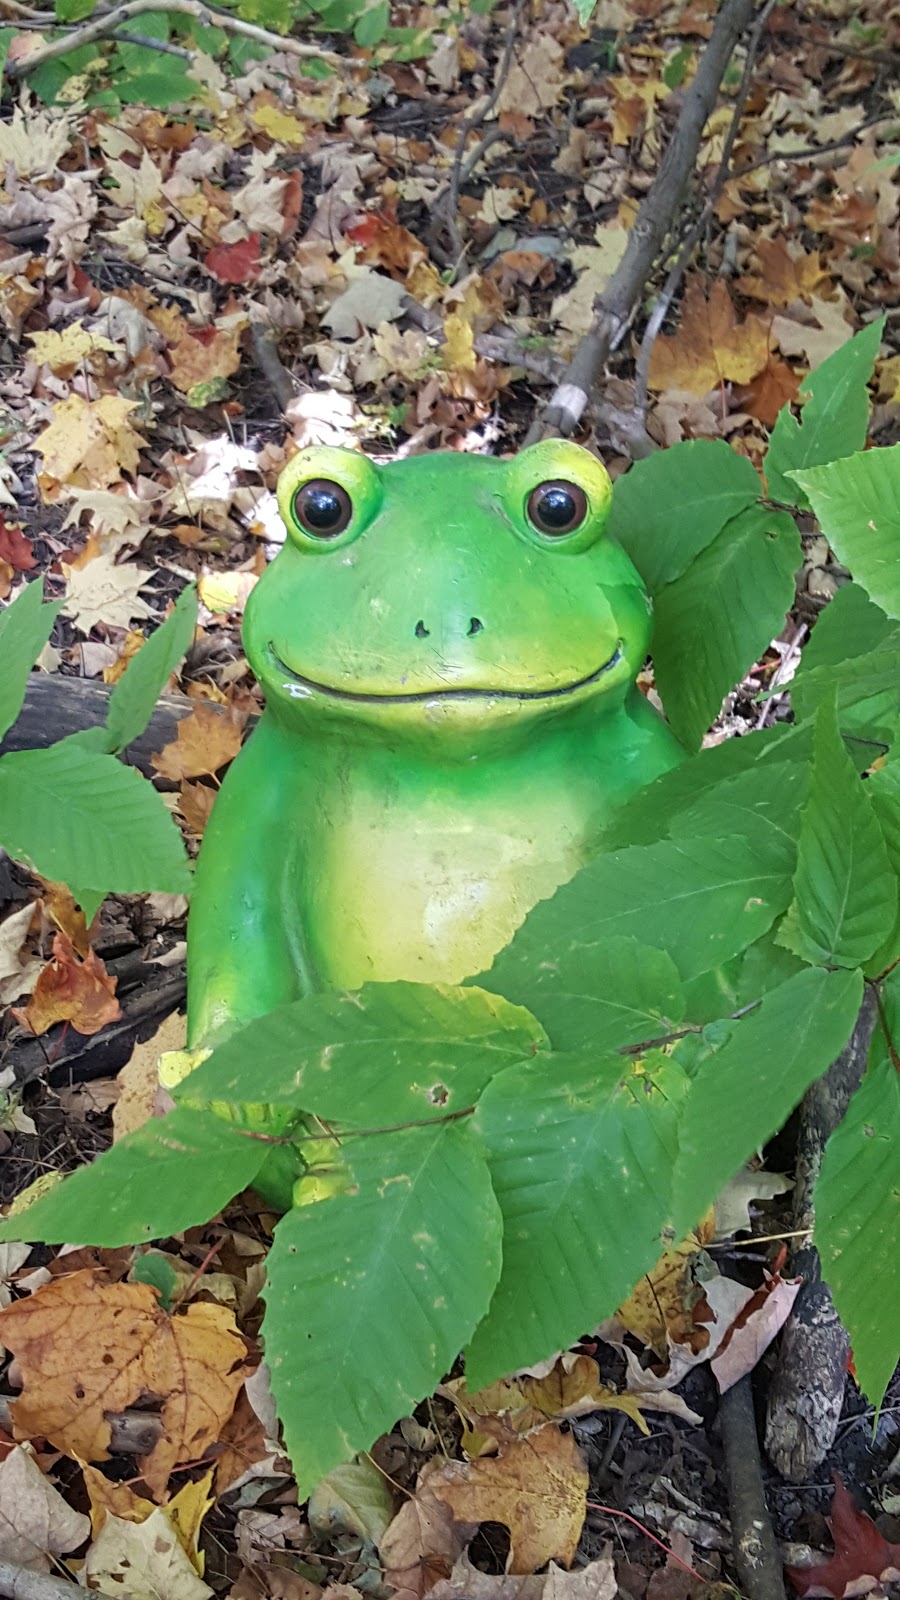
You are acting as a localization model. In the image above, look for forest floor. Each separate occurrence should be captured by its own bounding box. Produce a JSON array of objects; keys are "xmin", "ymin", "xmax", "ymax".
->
[{"xmin": 0, "ymin": 0, "xmax": 899, "ymax": 1594}]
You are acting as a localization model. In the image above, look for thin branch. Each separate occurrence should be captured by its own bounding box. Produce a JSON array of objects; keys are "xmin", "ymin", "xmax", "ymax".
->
[
  {"xmin": 524, "ymin": 0, "xmax": 759, "ymax": 445},
  {"xmin": 4, "ymin": 0, "xmax": 343, "ymax": 78},
  {"xmin": 0, "ymin": 1562, "xmax": 95, "ymax": 1600},
  {"xmin": 112, "ymin": 28, "xmax": 193, "ymax": 56},
  {"xmin": 720, "ymin": 1376, "xmax": 787, "ymax": 1600},
  {"xmin": 634, "ymin": 0, "xmax": 777, "ymax": 419},
  {"xmin": 429, "ymin": 0, "xmax": 525, "ymax": 270},
  {"xmin": 735, "ymin": 109, "xmax": 899, "ymax": 175}
]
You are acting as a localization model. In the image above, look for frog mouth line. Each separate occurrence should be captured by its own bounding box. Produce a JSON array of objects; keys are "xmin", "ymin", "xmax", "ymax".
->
[{"xmin": 267, "ymin": 643, "xmax": 623, "ymax": 703}]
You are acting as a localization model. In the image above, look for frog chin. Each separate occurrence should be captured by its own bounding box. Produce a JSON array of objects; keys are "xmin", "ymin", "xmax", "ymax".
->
[{"xmin": 261, "ymin": 640, "xmax": 627, "ymax": 717}]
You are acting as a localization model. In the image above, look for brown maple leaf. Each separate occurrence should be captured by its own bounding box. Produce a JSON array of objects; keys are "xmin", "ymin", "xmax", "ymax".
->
[
  {"xmin": 0, "ymin": 518, "xmax": 36, "ymax": 572},
  {"xmin": 647, "ymin": 278, "xmax": 771, "ymax": 396},
  {"xmin": 428, "ymin": 1425, "xmax": 588, "ymax": 1574},
  {"xmin": 152, "ymin": 701, "xmax": 246, "ymax": 781},
  {"xmin": 12, "ymin": 931, "xmax": 121, "ymax": 1037},
  {"xmin": 787, "ymin": 1475, "xmax": 900, "ymax": 1598},
  {"xmin": 736, "ymin": 238, "xmax": 830, "ymax": 308},
  {"xmin": 737, "ymin": 355, "xmax": 802, "ymax": 426},
  {"xmin": 0, "ymin": 1270, "xmax": 248, "ymax": 1498}
]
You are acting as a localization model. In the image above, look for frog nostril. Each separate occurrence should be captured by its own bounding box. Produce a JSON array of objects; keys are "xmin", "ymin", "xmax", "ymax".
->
[
  {"xmin": 415, "ymin": 620, "xmax": 430, "ymax": 639},
  {"xmin": 467, "ymin": 617, "xmax": 484, "ymax": 637}
]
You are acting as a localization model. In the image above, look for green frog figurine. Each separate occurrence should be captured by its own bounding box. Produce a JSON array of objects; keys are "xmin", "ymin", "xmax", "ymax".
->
[{"xmin": 186, "ymin": 439, "xmax": 684, "ymax": 1050}]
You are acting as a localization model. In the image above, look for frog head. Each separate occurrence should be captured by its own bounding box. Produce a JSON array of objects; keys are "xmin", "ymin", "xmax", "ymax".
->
[{"xmin": 243, "ymin": 440, "xmax": 654, "ymax": 745}]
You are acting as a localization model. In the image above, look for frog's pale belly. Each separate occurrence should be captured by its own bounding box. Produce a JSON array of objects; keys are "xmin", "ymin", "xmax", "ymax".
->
[{"xmin": 305, "ymin": 800, "xmax": 587, "ymax": 987}]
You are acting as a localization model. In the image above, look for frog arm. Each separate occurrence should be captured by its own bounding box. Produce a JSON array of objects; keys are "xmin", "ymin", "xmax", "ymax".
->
[{"xmin": 185, "ymin": 720, "xmax": 313, "ymax": 1048}]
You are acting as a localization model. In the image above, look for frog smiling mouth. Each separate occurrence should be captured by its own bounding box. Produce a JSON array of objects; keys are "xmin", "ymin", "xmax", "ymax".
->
[{"xmin": 266, "ymin": 642, "xmax": 624, "ymax": 703}]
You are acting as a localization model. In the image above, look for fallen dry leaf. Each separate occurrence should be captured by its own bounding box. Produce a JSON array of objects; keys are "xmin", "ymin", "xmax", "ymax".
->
[
  {"xmin": 0, "ymin": 518, "xmax": 36, "ymax": 571},
  {"xmin": 12, "ymin": 931, "xmax": 121, "ymax": 1038},
  {"xmin": 786, "ymin": 1475, "xmax": 900, "ymax": 1598},
  {"xmin": 616, "ymin": 1217, "xmax": 714, "ymax": 1356},
  {"xmin": 0, "ymin": 1269, "xmax": 248, "ymax": 1498},
  {"xmin": 443, "ymin": 1353, "xmax": 648, "ymax": 1457},
  {"xmin": 0, "ymin": 1442, "xmax": 90, "ymax": 1572},
  {"xmin": 152, "ymin": 701, "xmax": 246, "ymax": 780},
  {"xmin": 428, "ymin": 1426, "xmax": 588, "ymax": 1575},
  {"xmin": 112, "ymin": 1008, "xmax": 186, "ymax": 1141},
  {"xmin": 179, "ymin": 780, "xmax": 217, "ymax": 838},
  {"xmin": 736, "ymin": 237, "xmax": 830, "ymax": 307},
  {"xmin": 430, "ymin": 1551, "xmax": 617, "ymax": 1600},
  {"xmin": 169, "ymin": 324, "xmax": 245, "ymax": 397},
  {"xmin": 381, "ymin": 1465, "xmax": 476, "ymax": 1600},
  {"xmin": 0, "ymin": 903, "xmax": 42, "ymax": 1007},
  {"xmin": 83, "ymin": 1506, "xmax": 213, "ymax": 1600},
  {"xmin": 62, "ymin": 550, "xmax": 155, "ymax": 633},
  {"xmin": 34, "ymin": 393, "xmax": 145, "ymax": 497},
  {"xmin": 647, "ymin": 278, "xmax": 771, "ymax": 395}
]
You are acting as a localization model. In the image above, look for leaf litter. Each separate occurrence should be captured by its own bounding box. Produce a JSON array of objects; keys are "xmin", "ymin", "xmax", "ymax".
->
[{"xmin": 0, "ymin": 0, "xmax": 898, "ymax": 1591}]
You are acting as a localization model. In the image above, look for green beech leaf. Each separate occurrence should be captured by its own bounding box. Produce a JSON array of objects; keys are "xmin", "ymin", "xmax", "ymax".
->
[
  {"xmin": 0, "ymin": 1108, "xmax": 268, "ymax": 1247},
  {"xmin": 264, "ymin": 1122, "xmax": 501, "ymax": 1495},
  {"xmin": 609, "ymin": 440, "xmax": 761, "ymax": 593},
  {"xmin": 765, "ymin": 318, "xmax": 884, "ymax": 507},
  {"xmin": 603, "ymin": 726, "xmax": 807, "ymax": 849},
  {"xmin": 791, "ymin": 646, "xmax": 900, "ymax": 753},
  {"xmin": 777, "ymin": 693, "xmax": 895, "ymax": 968},
  {"xmin": 652, "ymin": 505, "xmax": 801, "ymax": 751},
  {"xmin": 104, "ymin": 584, "xmax": 198, "ymax": 753},
  {"xmin": 791, "ymin": 443, "xmax": 900, "ymax": 620},
  {"xmin": 793, "ymin": 583, "xmax": 898, "ymax": 679},
  {"xmin": 673, "ymin": 966, "xmax": 863, "ymax": 1234},
  {"xmin": 815, "ymin": 1003, "xmax": 900, "ymax": 1405},
  {"xmin": 477, "ymin": 934, "xmax": 684, "ymax": 1054},
  {"xmin": 0, "ymin": 743, "xmax": 192, "ymax": 894},
  {"xmin": 466, "ymin": 1051, "xmax": 685, "ymax": 1386},
  {"xmin": 486, "ymin": 812, "xmax": 795, "ymax": 998},
  {"xmin": 177, "ymin": 983, "xmax": 544, "ymax": 1125},
  {"xmin": 0, "ymin": 582, "xmax": 63, "ymax": 743},
  {"xmin": 865, "ymin": 758, "xmax": 900, "ymax": 971}
]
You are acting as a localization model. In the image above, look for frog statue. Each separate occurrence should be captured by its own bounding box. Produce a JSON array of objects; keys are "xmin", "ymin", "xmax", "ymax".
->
[{"xmin": 186, "ymin": 438, "xmax": 685, "ymax": 1052}]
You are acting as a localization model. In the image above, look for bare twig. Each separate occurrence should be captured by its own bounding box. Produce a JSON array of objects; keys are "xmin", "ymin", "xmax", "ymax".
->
[
  {"xmin": 430, "ymin": 0, "xmax": 525, "ymax": 270},
  {"xmin": 112, "ymin": 28, "xmax": 193, "ymax": 56},
  {"xmin": 4, "ymin": 0, "xmax": 343, "ymax": 78},
  {"xmin": 634, "ymin": 0, "xmax": 777, "ymax": 418},
  {"xmin": 524, "ymin": 0, "xmax": 758, "ymax": 445},
  {"xmin": 0, "ymin": 1562, "xmax": 107, "ymax": 1600},
  {"xmin": 249, "ymin": 321, "xmax": 298, "ymax": 413},
  {"xmin": 720, "ymin": 1376, "xmax": 787, "ymax": 1600},
  {"xmin": 736, "ymin": 109, "xmax": 898, "ymax": 176}
]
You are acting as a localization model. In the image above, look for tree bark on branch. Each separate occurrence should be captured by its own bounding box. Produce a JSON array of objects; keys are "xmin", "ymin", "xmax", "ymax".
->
[{"xmin": 525, "ymin": 0, "xmax": 758, "ymax": 445}]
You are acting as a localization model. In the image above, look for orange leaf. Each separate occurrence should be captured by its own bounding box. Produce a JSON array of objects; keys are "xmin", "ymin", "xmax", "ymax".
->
[
  {"xmin": 168, "ymin": 324, "xmax": 245, "ymax": 396},
  {"xmin": 428, "ymin": 1425, "xmax": 588, "ymax": 1574},
  {"xmin": 0, "ymin": 1270, "xmax": 248, "ymax": 1499},
  {"xmin": 739, "ymin": 355, "xmax": 802, "ymax": 427},
  {"xmin": 152, "ymin": 701, "xmax": 246, "ymax": 780},
  {"xmin": 737, "ymin": 238, "xmax": 830, "ymax": 308},
  {"xmin": 12, "ymin": 932, "xmax": 120, "ymax": 1037},
  {"xmin": 648, "ymin": 278, "xmax": 771, "ymax": 395}
]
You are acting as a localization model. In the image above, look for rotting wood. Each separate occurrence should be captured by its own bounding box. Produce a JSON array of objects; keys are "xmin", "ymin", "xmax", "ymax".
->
[
  {"xmin": 0, "ymin": 673, "xmax": 257, "ymax": 779},
  {"xmin": 764, "ymin": 991, "xmax": 879, "ymax": 1480}
]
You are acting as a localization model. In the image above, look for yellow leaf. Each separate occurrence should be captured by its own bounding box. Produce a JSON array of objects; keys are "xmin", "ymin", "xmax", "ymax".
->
[
  {"xmin": 0, "ymin": 1271, "xmax": 248, "ymax": 1498},
  {"xmin": 28, "ymin": 324, "xmax": 119, "ymax": 372},
  {"xmin": 151, "ymin": 700, "xmax": 246, "ymax": 781},
  {"xmin": 82, "ymin": 1507, "xmax": 213, "ymax": 1600},
  {"xmin": 648, "ymin": 278, "xmax": 771, "ymax": 394},
  {"xmin": 441, "ymin": 313, "xmax": 477, "ymax": 373},
  {"xmin": 429, "ymin": 1426, "xmax": 588, "ymax": 1574},
  {"xmin": 251, "ymin": 103, "xmax": 307, "ymax": 145},
  {"xmin": 34, "ymin": 394, "xmax": 145, "ymax": 497}
]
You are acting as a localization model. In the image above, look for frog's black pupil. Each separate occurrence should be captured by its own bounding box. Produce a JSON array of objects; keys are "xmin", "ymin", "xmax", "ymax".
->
[
  {"xmin": 304, "ymin": 487, "xmax": 343, "ymax": 530},
  {"xmin": 293, "ymin": 479, "xmax": 352, "ymax": 538},
  {"xmin": 539, "ymin": 487, "xmax": 576, "ymax": 528}
]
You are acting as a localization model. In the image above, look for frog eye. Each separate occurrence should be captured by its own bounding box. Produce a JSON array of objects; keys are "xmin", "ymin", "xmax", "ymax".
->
[
  {"xmin": 291, "ymin": 479, "xmax": 353, "ymax": 539},
  {"xmin": 526, "ymin": 480, "xmax": 589, "ymax": 537}
]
